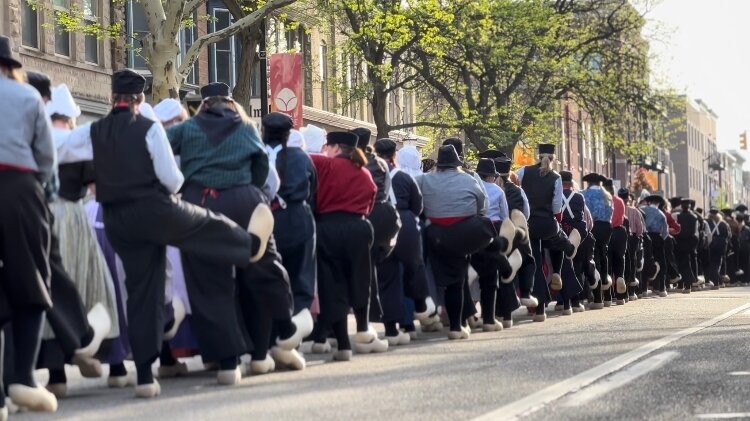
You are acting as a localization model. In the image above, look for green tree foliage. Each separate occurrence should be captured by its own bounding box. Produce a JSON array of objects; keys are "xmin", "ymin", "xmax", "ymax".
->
[{"xmin": 334, "ymin": 0, "xmax": 679, "ymax": 158}]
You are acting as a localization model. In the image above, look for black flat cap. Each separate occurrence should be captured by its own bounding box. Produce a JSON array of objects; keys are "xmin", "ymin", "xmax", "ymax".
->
[
  {"xmin": 436, "ymin": 145, "xmax": 462, "ymax": 168},
  {"xmin": 645, "ymin": 194, "xmax": 666, "ymax": 207},
  {"xmin": 442, "ymin": 137, "xmax": 464, "ymax": 158},
  {"xmin": 537, "ymin": 143, "xmax": 555, "ymax": 155},
  {"xmin": 327, "ymin": 131, "xmax": 358, "ymax": 147},
  {"xmin": 560, "ymin": 170, "xmax": 573, "ymax": 183},
  {"xmin": 582, "ymin": 173, "xmax": 604, "ymax": 184},
  {"xmin": 495, "ymin": 158, "xmax": 512, "ymax": 174},
  {"xmin": 262, "ymin": 112, "xmax": 293, "ymax": 131},
  {"xmin": 476, "ymin": 158, "xmax": 499, "ymax": 177},
  {"xmin": 478, "ymin": 149, "xmax": 507, "ymax": 160},
  {"xmin": 617, "ymin": 188, "xmax": 629, "ymax": 200},
  {"xmin": 112, "ymin": 69, "xmax": 146, "ymax": 95},
  {"xmin": 374, "ymin": 138, "xmax": 397, "ymax": 157},
  {"xmin": 722, "ymin": 208, "xmax": 733, "ymax": 216},
  {"xmin": 26, "ymin": 71, "xmax": 51, "ymax": 99},
  {"xmin": 200, "ymin": 82, "xmax": 231, "ymax": 99},
  {"xmin": 736, "ymin": 204, "xmax": 748, "ymax": 213},
  {"xmin": 0, "ymin": 36, "xmax": 21, "ymax": 69},
  {"xmin": 603, "ymin": 178, "xmax": 614, "ymax": 188},
  {"xmin": 351, "ymin": 127, "xmax": 371, "ymax": 149}
]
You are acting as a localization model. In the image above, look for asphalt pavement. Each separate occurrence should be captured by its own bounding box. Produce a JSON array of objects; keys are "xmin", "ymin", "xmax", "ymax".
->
[{"xmin": 12, "ymin": 286, "xmax": 750, "ymax": 421}]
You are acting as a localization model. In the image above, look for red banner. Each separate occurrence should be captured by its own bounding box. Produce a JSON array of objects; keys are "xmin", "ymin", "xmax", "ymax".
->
[{"xmin": 269, "ymin": 53, "xmax": 304, "ymax": 128}]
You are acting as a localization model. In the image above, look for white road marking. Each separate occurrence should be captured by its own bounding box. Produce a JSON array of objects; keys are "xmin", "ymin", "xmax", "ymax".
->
[
  {"xmin": 696, "ymin": 413, "xmax": 750, "ymax": 419},
  {"xmin": 728, "ymin": 371, "xmax": 750, "ymax": 376},
  {"xmin": 471, "ymin": 301, "xmax": 750, "ymax": 421},
  {"xmin": 561, "ymin": 351, "xmax": 679, "ymax": 407}
]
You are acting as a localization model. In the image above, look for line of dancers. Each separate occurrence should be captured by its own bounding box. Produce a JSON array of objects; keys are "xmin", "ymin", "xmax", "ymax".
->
[{"xmin": 1, "ymin": 36, "xmax": 748, "ymax": 418}]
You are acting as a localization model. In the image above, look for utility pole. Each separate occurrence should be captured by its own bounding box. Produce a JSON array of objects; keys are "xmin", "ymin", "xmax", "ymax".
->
[{"xmin": 259, "ymin": 18, "xmax": 269, "ymax": 117}]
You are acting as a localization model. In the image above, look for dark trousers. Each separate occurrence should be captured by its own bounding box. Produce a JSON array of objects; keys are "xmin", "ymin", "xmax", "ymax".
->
[
  {"xmin": 665, "ymin": 236, "xmax": 680, "ymax": 282},
  {"xmin": 2, "ymin": 309, "xmax": 45, "ymax": 396},
  {"xmin": 625, "ymin": 235, "xmax": 641, "ymax": 293},
  {"xmin": 648, "ymin": 233, "xmax": 667, "ymax": 292},
  {"xmin": 316, "ymin": 213, "xmax": 374, "ymax": 325},
  {"xmin": 609, "ymin": 226, "xmax": 628, "ymax": 298},
  {"xmin": 708, "ymin": 241, "xmax": 726, "ymax": 285},
  {"xmin": 278, "ymin": 237, "xmax": 316, "ymax": 315},
  {"xmin": 378, "ymin": 214, "xmax": 429, "ymax": 324},
  {"xmin": 470, "ymin": 228, "xmax": 512, "ymax": 323},
  {"xmin": 182, "ymin": 184, "xmax": 291, "ymax": 362},
  {"xmin": 367, "ymin": 202, "xmax": 401, "ymax": 322},
  {"xmin": 528, "ymin": 216, "xmax": 568, "ymax": 306},
  {"xmin": 575, "ymin": 235, "xmax": 597, "ymax": 302},
  {"xmin": 592, "ymin": 221, "xmax": 612, "ymax": 301},
  {"xmin": 640, "ymin": 234, "xmax": 653, "ymax": 293},
  {"xmin": 103, "ymin": 194, "xmax": 254, "ymax": 366},
  {"xmin": 675, "ymin": 237, "xmax": 698, "ymax": 289}
]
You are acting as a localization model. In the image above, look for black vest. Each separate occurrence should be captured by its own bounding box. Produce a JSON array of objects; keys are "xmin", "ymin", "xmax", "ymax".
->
[
  {"xmin": 676, "ymin": 210, "xmax": 698, "ymax": 240},
  {"xmin": 91, "ymin": 108, "xmax": 166, "ymax": 204},
  {"xmin": 366, "ymin": 152, "xmax": 390, "ymax": 203},
  {"xmin": 521, "ymin": 164, "xmax": 559, "ymax": 218},
  {"xmin": 58, "ymin": 161, "xmax": 95, "ymax": 202},
  {"xmin": 504, "ymin": 182, "xmax": 525, "ymax": 214}
]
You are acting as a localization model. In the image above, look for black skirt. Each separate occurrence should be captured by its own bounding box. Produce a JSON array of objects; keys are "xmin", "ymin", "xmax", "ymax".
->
[{"xmin": 0, "ymin": 171, "xmax": 52, "ymax": 324}]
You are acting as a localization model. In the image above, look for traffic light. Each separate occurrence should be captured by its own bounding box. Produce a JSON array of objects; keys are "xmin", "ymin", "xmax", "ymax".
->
[{"xmin": 741, "ymin": 132, "xmax": 748, "ymax": 151}]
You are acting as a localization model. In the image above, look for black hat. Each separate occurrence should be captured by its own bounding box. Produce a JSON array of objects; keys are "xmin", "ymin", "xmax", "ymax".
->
[
  {"xmin": 326, "ymin": 131, "xmax": 358, "ymax": 147},
  {"xmin": 669, "ymin": 197, "xmax": 682, "ymax": 208},
  {"xmin": 617, "ymin": 188, "xmax": 630, "ymax": 200},
  {"xmin": 736, "ymin": 204, "xmax": 748, "ymax": 213},
  {"xmin": 696, "ymin": 207, "xmax": 704, "ymax": 215},
  {"xmin": 200, "ymin": 82, "xmax": 231, "ymax": 99},
  {"xmin": 644, "ymin": 194, "xmax": 666, "ymax": 207},
  {"xmin": 582, "ymin": 173, "xmax": 604, "ymax": 184},
  {"xmin": 262, "ymin": 112, "xmax": 293, "ymax": 132},
  {"xmin": 476, "ymin": 158, "xmax": 499, "ymax": 177},
  {"xmin": 442, "ymin": 137, "xmax": 464, "ymax": 158},
  {"xmin": 537, "ymin": 143, "xmax": 555, "ymax": 155},
  {"xmin": 351, "ymin": 127, "xmax": 371, "ymax": 149},
  {"xmin": 0, "ymin": 36, "xmax": 21, "ymax": 69},
  {"xmin": 112, "ymin": 69, "xmax": 146, "ymax": 95},
  {"xmin": 478, "ymin": 149, "xmax": 507, "ymax": 160},
  {"xmin": 709, "ymin": 208, "xmax": 720, "ymax": 214},
  {"xmin": 603, "ymin": 178, "xmax": 614, "ymax": 188},
  {"xmin": 374, "ymin": 138, "xmax": 397, "ymax": 157},
  {"xmin": 436, "ymin": 145, "xmax": 462, "ymax": 168},
  {"xmin": 722, "ymin": 208, "xmax": 733, "ymax": 217},
  {"xmin": 26, "ymin": 71, "xmax": 51, "ymax": 99},
  {"xmin": 495, "ymin": 158, "xmax": 512, "ymax": 174},
  {"xmin": 681, "ymin": 198, "xmax": 692, "ymax": 205},
  {"xmin": 560, "ymin": 170, "xmax": 573, "ymax": 183},
  {"xmin": 688, "ymin": 199, "xmax": 696, "ymax": 208}
]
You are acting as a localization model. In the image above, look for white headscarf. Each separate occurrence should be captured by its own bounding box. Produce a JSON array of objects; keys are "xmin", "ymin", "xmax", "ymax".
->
[
  {"xmin": 47, "ymin": 84, "xmax": 81, "ymax": 118},
  {"xmin": 397, "ymin": 145, "xmax": 422, "ymax": 178},
  {"xmin": 302, "ymin": 124, "xmax": 326, "ymax": 154},
  {"xmin": 154, "ymin": 98, "xmax": 184, "ymax": 123},
  {"xmin": 139, "ymin": 103, "xmax": 160, "ymax": 124},
  {"xmin": 288, "ymin": 129, "xmax": 304, "ymax": 149}
]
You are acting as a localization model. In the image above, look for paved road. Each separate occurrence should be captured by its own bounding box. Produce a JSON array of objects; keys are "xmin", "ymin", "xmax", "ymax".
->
[{"xmin": 13, "ymin": 287, "xmax": 750, "ymax": 421}]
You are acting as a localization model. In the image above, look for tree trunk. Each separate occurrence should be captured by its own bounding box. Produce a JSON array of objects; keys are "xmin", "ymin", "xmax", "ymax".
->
[
  {"xmin": 149, "ymin": 40, "xmax": 182, "ymax": 102},
  {"xmin": 463, "ymin": 127, "xmax": 489, "ymax": 152},
  {"xmin": 232, "ymin": 29, "xmax": 261, "ymax": 113},
  {"xmin": 370, "ymin": 75, "xmax": 390, "ymax": 139}
]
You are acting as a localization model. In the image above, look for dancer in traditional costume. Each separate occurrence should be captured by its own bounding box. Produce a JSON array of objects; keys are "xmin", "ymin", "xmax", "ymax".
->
[
  {"xmin": 581, "ymin": 173, "xmax": 612, "ymax": 308},
  {"xmin": 372, "ymin": 139, "xmax": 441, "ymax": 344},
  {"xmin": 470, "ymin": 158, "xmax": 522, "ymax": 329},
  {"xmin": 619, "ymin": 189, "xmax": 645, "ymax": 300},
  {"xmin": 308, "ymin": 131, "xmax": 381, "ymax": 360},
  {"xmin": 494, "ymin": 157, "xmax": 535, "ymax": 328},
  {"xmin": 0, "ymin": 36, "xmax": 58, "ymax": 415},
  {"xmin": 641, "ymin": 195, "xmax": 668, "ymax": 297},
  {"xmin": 604, "ymin": 178, "xmax": 628, "ymax": 304},
  {"xmin": 674, "ymin": 198, "xmax": 699, "ymax": 293},
  {"xmin": 61, "ymin": 71, "xmax": 274, "ymax": 397},
  {"xmin": 517, "ymin": 144, "xmax": 580, "ymax": 322},
  {"xmin": 559, "ymin": 171, "xmax": 591, "ymax": 313},
  {"xmin": 707, "ymin": 208, "xmax": 730, "ymax": 290},
  {"xmin": 418, "ymin": 145, "xmax": 496, "ymax": 338}
]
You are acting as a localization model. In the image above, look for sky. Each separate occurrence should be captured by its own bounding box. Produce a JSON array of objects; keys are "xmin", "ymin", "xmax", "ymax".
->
[{"xmin": 643, "ymin": 0, "xmax": 750, "ymax": 152}]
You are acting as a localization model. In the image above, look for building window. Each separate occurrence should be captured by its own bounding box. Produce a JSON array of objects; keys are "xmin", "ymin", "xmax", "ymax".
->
[
  {"xmin": 320, "ymin": 43, "xmax": 329, "ymax": 111},
  {"xmin": 210, "ymin": 8, "xmax": 236, "ymax": 87},
  {"xmin": 178, "ymin": 13, "xmax": 199, "ymax": 85},
  {"xmin": 21, "ymin": 1, "xmax": 39, "ymax": 48},
  {"xmin": 54, "ymin": 0, "xmax": 71, "ymax": 57},
  {"xmin": 84, "ymin": 0, "xmax": 99, "ymax": 64},
  {"xmin": 127, "ymin": 0, "xmax": 149, "ymax": 70}
]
